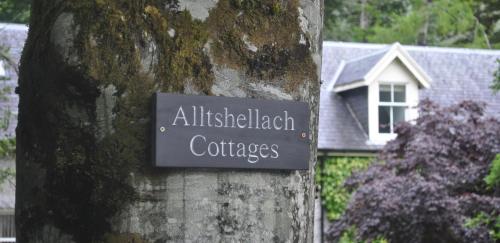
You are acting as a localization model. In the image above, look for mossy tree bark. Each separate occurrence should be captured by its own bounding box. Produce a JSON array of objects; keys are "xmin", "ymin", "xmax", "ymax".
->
[{"xmin": 16, "ymin": 0, "xmax": 323, "ymax": 242}]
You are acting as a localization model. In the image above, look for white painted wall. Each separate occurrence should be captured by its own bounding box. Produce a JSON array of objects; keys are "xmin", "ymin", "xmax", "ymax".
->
[{"xmin": 367, "ymin": 58, "xmax": 420, "ymax": 144}]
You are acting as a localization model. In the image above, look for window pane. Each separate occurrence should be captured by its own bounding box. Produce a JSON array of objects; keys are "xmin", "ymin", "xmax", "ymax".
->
[
  {"xmin": 379, "ymin": 106, "xmax": 391, "ymax": 133},
  {"xmin": 379, "ymin": 85, "xmax": 391, "ymax": 102},
  {"xmin": 394, "ymin": 85, "xmax": 406, "ymax": 102},
  {"xmin": 393, "ymin": 106, "xmax": 406, "ymax": 126}
]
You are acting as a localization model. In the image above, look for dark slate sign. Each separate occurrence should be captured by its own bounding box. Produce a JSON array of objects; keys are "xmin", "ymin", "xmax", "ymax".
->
[{"xmin": 153, "ymin": 93, "xmax": 310, "ymax": 170}]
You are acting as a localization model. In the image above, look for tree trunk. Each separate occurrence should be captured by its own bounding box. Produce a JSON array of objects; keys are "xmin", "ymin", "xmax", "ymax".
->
[
  {"xmin": 16, "ymin": 0, "xmax": 323, "ymax": 242},
  {"xmin": 360, "ymin": 0, "xmax": 369, "ymax": 29},
  {"xmin": 418, "ymin": 0, "xmax": 431, "ymax": 45}
]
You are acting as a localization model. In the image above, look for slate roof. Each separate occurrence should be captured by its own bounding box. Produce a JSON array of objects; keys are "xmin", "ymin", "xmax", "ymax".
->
[
  {"xmin": 0, "ymin": 23, "xmax": 28, "ymax": 210},
  {"xmin": 319, "ymin": 41, "xmax": 500, "ymax": 151},
  {"xmin": 335, "ymin": 47, "xmax": 388, "ymax": 87}
]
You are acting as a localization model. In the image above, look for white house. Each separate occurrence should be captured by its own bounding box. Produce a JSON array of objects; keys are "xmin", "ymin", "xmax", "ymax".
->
[{"xmin": 319, "ymin": 41, "xmax": 500, "ymax": 154}]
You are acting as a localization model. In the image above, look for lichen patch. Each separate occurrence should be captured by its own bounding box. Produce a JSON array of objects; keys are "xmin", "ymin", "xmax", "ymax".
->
[{"xmin": 51, "ymin": 12, "xmax": 80, "ymax": 66}]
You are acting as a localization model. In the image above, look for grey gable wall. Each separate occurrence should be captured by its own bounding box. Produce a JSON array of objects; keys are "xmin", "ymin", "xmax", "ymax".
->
[{"xmin": 339, "ymin": 87, "xmax": 369, "ymax": 135}]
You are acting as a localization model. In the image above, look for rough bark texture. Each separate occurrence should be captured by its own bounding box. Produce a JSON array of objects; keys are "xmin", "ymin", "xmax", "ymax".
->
[{"xmin": 16, "ymin": 0, "xmax": 323, "ymax": 242}]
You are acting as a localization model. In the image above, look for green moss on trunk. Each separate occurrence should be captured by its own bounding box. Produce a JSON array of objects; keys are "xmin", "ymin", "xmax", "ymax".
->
[
  {"xmin": 19, "ymin": 1, "xmax": 214, "ymax": 242},
  {"xmin": 207, "ymin": 0, "xmax": 317, "ymax": 91}
]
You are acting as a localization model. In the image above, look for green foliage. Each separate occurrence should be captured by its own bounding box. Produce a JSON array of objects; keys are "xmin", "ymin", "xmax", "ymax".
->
[
  {"xmin": 323, "ymin": 0, "xmax": 362, "ymax": 41},
  {"xmin": 369, "ymin": 0, "xmax": 485, "ymax": 47},
  {"xmin": 324, "ymin": 0, "xmax": 500, "ymax": 49},
  {"xmin": 316, "ymin": 156, "xmax": 373, "ymax": 220},
  {"xmin": 0, "ymin": 23, "xmax": 16, "ymax": 185},
  {"xmin": 0, "ymin": 0, "xmax": 30, "ymax": 23},
  {"xmin": 339, "ymin": 227, "xmax": 359, "ymax": 243},
  {"xmin": 0, "ymin": 138, "xmax": 15, "ymax": 158},
  {"xmin": 492, "ymin": 60, "xmax": 500, "ymax": 92},
  {"xmin": 465, "ymin": 212, "xmax": 500, "ymax": 241},
  {"xmin": 0, "ymin": 166, "xmax": 14, "ymax": 183},
  {"xmin": 0, "ymin": 119, "xmax": 14, "ymax": 196},
  {"xmin": 339, "ymin": 227, "xmax": 388, "ymax": 243},
  {"xmin": 367, "ymin": 11, "xmax": 424, "ymax": 44},
  {"xmin": 485, "ymin": 154, "xmax": 500, "ymax": 189}
]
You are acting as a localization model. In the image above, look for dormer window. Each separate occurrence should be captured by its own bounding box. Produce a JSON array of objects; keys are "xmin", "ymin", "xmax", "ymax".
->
[
  {"xmin": 378, "ymin": 84, "xmax": 406, "ymax": 134},
  {"xmin": 329, "ymin": 42, "xmax": 431, "ymax": 145}
]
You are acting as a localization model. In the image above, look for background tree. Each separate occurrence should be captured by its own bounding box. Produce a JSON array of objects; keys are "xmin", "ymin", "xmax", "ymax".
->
[
  {"xmin": 324, "ymin": 0, "xmax": 500, "ymax": 48},
  {"xmin": 328, "ymin": 100, "xmax": 500, "ymax": 242},
  {"xmin": 0, "ymin": 0, "xmax": 30, "ymax": 24}
]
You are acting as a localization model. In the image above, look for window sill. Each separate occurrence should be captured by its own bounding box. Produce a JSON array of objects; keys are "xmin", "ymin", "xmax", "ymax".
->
[{"xmin": 367, "ymin": 133, "xmax": 397, "ymax": 145}]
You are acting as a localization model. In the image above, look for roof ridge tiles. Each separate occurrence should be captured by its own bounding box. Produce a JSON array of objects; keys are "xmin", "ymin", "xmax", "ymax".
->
[
  {"xmin": 343, "ymin": 44, "xmax": 391, "ymax": 63},
  {"xmin": 0, "ymin": 22, "xmax": 28, "ymax": 31},
  {"xmin": 324, "ymin": 41, "xmax": 500, "ymax": 56}
]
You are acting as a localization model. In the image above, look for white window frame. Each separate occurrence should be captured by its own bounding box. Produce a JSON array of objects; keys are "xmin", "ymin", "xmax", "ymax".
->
[
  {"xmin": 378, "ymin": 83, "xmax": 407, "ymax": 134},
  {"xmin": 0, "ymin": 61, "xmax": 6, "ymax": 78}
]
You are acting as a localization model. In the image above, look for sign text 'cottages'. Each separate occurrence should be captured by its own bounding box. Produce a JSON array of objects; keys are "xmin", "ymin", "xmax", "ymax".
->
[{"xmin": 153, "ymin": 93, "xmax": 310, "ymax": 170}]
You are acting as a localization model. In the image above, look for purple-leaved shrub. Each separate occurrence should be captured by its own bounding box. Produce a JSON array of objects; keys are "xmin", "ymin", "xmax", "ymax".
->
[{"xmin": 328, "ymin": 100, "xmax": 500, "ymax": 243}]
